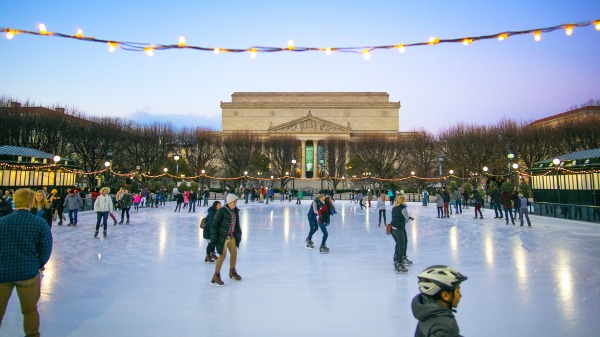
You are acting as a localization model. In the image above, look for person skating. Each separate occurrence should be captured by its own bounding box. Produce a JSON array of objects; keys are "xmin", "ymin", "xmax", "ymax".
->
[
  {"xmin": 390, "ymin": 194, "xmax": 413, "ymax": 273},
  {"xmin": 316, "ymin": 196, "xmax": 334, "ymax": 253},
  {"xmin": 518, "ymin": 193, "xmax": 532, "ymax": 227},
  {"xmin": 210, "ymin": 194, "xmax": 242, "ymax": 286},
  {"xmin": 435, "ymin": 190, "xmax": 444, "ymax": 218},
  {"xmin": 305, "ymin": 194, "xmax": 325, "ymax": 249},
  {"xmin": 63, "ymin": 189, "xmax": 83, "ymax": 226},
  {"xmin": 491, "ymin": 186, "xmax": 503, "ymax": 219},
  {"xmin": 376, "ymin": 193, "xmax": 387, "ymax": 226},
  {"xmin": 174, "ymin": 192, "xmax": 183, "ymax": 212},
  {"xmin": 30, "ymin": 190, "xmax": 52, "ymax": 228},
  {"xmin": 119, "ymin": 190, "xmax": 133, "ymax": 224},
  {"xmin": 500, "ymin": 188, "xmax": 515, "ymax": 225},
  {"xmin": 93, "ymin": 187, "xmax": 113, "ymax": 238},
  {"xmin": 204, "ymin": 201, "xmax": 221, "ymax": 263},
  {"xmin": 472, "ymin": 189, "xmax": 484, "ymax": 219},
  {"xmin": 442, "ymin": 188, "xmax": 451, "ymax": 218},
  {"xmin": 411, "ymin": 265, "xmax": 468, "ymax": 337}
]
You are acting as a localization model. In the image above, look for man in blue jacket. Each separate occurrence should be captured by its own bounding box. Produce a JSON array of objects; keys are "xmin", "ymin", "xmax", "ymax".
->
[{"xmin": 0, "ymin": 188, "xmax": 53, "ymax": 337}]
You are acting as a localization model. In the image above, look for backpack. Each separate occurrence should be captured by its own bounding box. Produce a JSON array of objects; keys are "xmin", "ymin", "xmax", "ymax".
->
[{"xmin": 199, "ymin": 217, "xmax": 207, "ymax": 229}]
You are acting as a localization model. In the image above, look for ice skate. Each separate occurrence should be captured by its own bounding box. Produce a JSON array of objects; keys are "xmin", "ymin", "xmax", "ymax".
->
[
  {"xmin": 306, "ymin": 240, "xmax": 314, "ymax": 249},
  {"xmin": 320, "ymin": 245, "xmax": 330, "ymax": 254},
  {"xmin": 394, "ymin": 262, "xmax": 408, "ymax": 273},
  {"xmin": 209, "ymin": 252, "xmax": 219, "ymax": 260},
  {"xmin": 211, "ymin": 273, "xmax": 224, "ymax": 286},
  {"xmin": 94, "ymin": 231, "xmax": 99, "ymax": 238},
  {"xmin": 103, "ymin": 231, "xmax": 107, "ymax": 238},
  {"xmin": 205, "ymin": 254, "xmax": 214, "ymax": 263},
  {"xmin": 403, "ymin": 257, "xmax": 413, "ymax": 266},
  {"xmin": 229, "ymin": 268, "xmax": 242, "ymax": 280}
]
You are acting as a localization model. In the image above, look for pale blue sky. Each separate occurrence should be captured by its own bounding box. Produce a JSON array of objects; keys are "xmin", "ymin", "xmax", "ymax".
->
[{"xmin": 1, "ymin": 1, "xmax": 599, "ymax": 132}]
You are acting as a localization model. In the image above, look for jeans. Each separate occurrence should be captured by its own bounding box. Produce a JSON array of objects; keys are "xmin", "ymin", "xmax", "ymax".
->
[
  {"xmin": 203, "ymin": 196, "xmax": 209, "ymax": 206},
  {"xmin": 475, "ymin": 203, "xmax": 483, "ymax": 218},
  {"xmin": 503, "ymin": 208, "xmax": 514, "ymax": 223},
  {"xmin": 378, "ymin": 209, "xmax": 387, "ymax": 225},
  {"xmin": 307, "ymin": 215, "xmax": 319, "ymax": 241},
  {"xmin": 391, "ymin": 228, "xmax": 407, "ymax": 262},
  {"xmin": 174, "ymin": 202, "xmax": 182, "ymax": 212},
  {"xmin": 188, "ymin": 201, "xmax": 196, "ymax": 212},
  {"xmin": 0, "ymin": 274, "xmax": 41, "ymax": 337},
  {"xmin": 454, "ymin": 200, "xmax": 462, "ymax": 213},
  {"xmin": 68, "ymin": 209, "xmax": 78, "ymax": 224},
  {"xmin": 493, "ymin": 201, "xmax": 503, "ymax": 217},
  {"xmin": 121, "ymin": 207, "xmax": 130, "ymax": 221},
  {"xmin": 519, "ymin": 208, "xmax": 531, "ymax": 226},
  {"xmin": 95, "ymin": 211, "xmax": 109, "ymax": 232},
  {"xmin": 318, "ymin": 221, "xmax": 329, "ymax": 246}
]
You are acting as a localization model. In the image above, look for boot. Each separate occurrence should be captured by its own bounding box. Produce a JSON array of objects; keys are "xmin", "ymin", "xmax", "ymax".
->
[
  {"xmin": 320, "ymin": 245, "xmax": 330, "ymax": 253},
  {"xmin": 119, "ymin": 220, "xmax": 124, "ymax": 225},
  {"xmin": 205, "ymin": 254, "xmax": 214, "ymax": 263},
  {"xmin": 209, "ymin": 252, "xmax": 218, "ymax": 260},
  {"xmin": 94, "ymin": 231, "xmax": 99, "ymax": 238},
  {"xmin": 210, "ymin": 273, "xmax": 224, "ymax": 286},
  {"xmin": 403, "ymin": 256, "xmax": 413, "ymax": 266},
  {"xmin": 306, "ymin": 240, "xmax": 314, "ymax": 249},
  {"xmin": 229, "ymin": 268, "xmax": 242, "ymax": 281},
  {"xmin": 394, "ymin": 261, "xmax": 408, "ymax": 273},
  {"xmin": 103, "ymin": 230, "xmax": 107, "ymax": 238}
]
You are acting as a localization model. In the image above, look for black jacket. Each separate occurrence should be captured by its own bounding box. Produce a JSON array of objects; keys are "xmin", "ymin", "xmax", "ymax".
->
[
  {"xmin": 210, "ymin": 205, "xmax": 242, "ymax": 253},
  {"xmin": 412, "ymin": 293, "xmax": 461, "ymax": 337},
  {"xmin": 203, "ymin": 205, "xmax": 217, "ymax": 240},
  {"xmin": 0, "ymin": 199, "xmax": 12, "ymax": 218},
  {"xmin": 30, "ymin": 206, "xmax": 52, "ymax": 227}
]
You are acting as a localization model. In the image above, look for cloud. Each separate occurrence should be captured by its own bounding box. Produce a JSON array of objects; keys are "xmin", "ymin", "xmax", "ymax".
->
[{"xmin": 127, "ymin": 110, "xmax": 221, "ymax": 131}]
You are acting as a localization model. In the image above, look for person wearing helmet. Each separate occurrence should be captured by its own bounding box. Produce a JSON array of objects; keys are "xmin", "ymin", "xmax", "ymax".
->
[{"xmin": 412, "ymin": 265, "xmax": 468, "ymax": 337}]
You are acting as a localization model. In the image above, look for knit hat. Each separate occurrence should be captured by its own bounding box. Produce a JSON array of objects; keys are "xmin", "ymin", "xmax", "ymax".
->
[{"xmin": 226, "ymin": 194, "xmax": 238, "ymax": 204}]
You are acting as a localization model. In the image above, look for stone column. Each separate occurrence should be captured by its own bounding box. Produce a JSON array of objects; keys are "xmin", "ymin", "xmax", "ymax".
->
[
  {"xmin": 313, "ymin": 139, "xmax": 319, "ymax": 179},
  {"xmin": 301, "ymin": 140, "xmax": 306, "ymax": 178}
]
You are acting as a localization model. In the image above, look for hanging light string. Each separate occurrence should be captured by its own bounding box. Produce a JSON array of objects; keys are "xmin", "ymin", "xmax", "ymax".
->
[{"xmin": 2, "ymin": 20, "xmax": 599, "ymax": 58}]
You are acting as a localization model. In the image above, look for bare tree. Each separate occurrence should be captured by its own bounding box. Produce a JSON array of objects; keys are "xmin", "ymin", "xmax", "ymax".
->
[
  {"xmin": 321, "ymin": 137, "xmax": 349, "ymax": 192},
  {"xmin": 219, "ymin": 131, "xmax": 265, "ymax": 188},
  {"xmin": 178, "ymin": 127, "xmax": 220, "ymax": 179},
  {"xmin": 266, "ymin": 135, "xmax": 298, "ymax": 190},
  {"xmin": 403, "ymin": 130, "xmax": 438, "ymax": 191}
]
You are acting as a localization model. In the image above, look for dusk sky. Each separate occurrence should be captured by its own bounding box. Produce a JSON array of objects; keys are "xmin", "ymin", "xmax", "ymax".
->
[{"xmin": 1, "ymin": 1, "xmax": 599, "ymax": 133}]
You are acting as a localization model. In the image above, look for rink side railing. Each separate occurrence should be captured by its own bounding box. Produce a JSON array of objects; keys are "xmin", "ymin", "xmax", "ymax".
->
[{"xmin": 76, "ymin": 193, "xmax": 600, "ymax": 223}]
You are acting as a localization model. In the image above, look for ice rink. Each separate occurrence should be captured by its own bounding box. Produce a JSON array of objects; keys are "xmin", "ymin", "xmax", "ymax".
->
[{"xmin": 1, "ymin": 198, "xmax": 599, "ymax": 337}]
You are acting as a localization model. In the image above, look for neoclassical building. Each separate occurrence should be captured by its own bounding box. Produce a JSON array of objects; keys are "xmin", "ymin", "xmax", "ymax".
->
[{"xmin": 221, "ymin": 92, "xmax": 402, "ymax": 179}]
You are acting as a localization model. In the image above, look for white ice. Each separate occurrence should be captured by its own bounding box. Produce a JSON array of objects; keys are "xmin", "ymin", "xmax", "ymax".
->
[{"xmin": 1, "ymin": 199, "xmax": 599, "ymax": 337}]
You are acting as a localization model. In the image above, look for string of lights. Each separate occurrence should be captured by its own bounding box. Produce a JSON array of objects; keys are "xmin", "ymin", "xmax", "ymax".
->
[
  {"xmin": 2, "ymin": 20, "xmax": 599, "ymax": 59},
  {"xmin": 4, "ymin": 162, "xmax": 597, "ymax": 183}
]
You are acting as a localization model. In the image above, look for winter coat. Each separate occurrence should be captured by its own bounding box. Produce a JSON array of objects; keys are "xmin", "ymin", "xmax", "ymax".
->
[
  {"xmin": 391, "ymin": 204, "xmax": 408, "ymax": 230},
  {"xmin": 511, "ymin": 191, "xmax": 520, "ymax": 208},
  {"xmin": 0, "ymin": 199, "xmax": 13, "ymax": 218},
  {"xmin": 442, "ymin": 190, "xmax": 450, "ymax": 203},
  {"xmin": 435, "ymin": 194, "xmax": 443, "ymax": 207},
  {"xmin": 519, "ymin": 196, "xmax": 529, "ymax": 210},
  {"xmin": 121, "ymin": 193, "xmax": 133, "ymax": 208},
  {"xmin": 412, "ymin": 293, "xmax": 461, "ymax": 337},
  {"xmin": 500, "ymin": 191, "xmax": 513, "ymax": 209},
  {"xmin": 94, "ymin": 194, "xmax": 114, "ymax": 212},
  {"xmin": 308, "ymin": 198, "xmax": 323, "ymax": 217},
  {"xmin": 317, "ymin": 204, "xmax": 331, "ymax": 224},
  {"xmin": 63, "ymin": 193, "xmax": 83, "ymax": 211},
  {"xmin": 473, "ymin": 191, "xmax": 483, "ymax": 205},
  {"xmin": 51, "ymin": 194, "xmax": 64, "ymax": 211},
  {"xmin": 453, "ymin": 191, "xmax": 462, "ymax": 203},
  {"xmin": 375, "ymin": 198, "xmax": 386, "ymax": 211},
  {"xmin": 491, "ymin": 189, "xmax": 501, "ymax": 202},
  {"xmin": 203, "ymin": 205, "xmax": 217, "ymax": 240},
  {"xmin": 210, "ymin": 205, "xmax": 242, "ymax": 254},
  {"xmin": 367, "ymin": 190, "xmax": 373, "ymax": 201}
]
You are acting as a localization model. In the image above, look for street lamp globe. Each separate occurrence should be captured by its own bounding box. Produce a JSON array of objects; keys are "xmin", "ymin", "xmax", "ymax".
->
[
  {"xmin": 512, "ymin": 163, "xmax": 519, "ymax": 169},
  {"xmin": 244, "ymin": 171, "xmax": 248, "ymax": 175},
  {"xmin": 507, "ymin": 153, "xmax": 515, "ymax": 160},
  {"xmin": 201, "ymin": 169, "xmax": 205, "ymax": 174},
  {"xmin": 449, "ymin": 169, "xmax": 454, "ymax": 175},
  {"xmin": 483, "ymin": 166, "xmax": 489, "ymax": 172},
  {"xmin": 173, "ymin": 155, "xmax": 180, "ymax": 161},
  {"xmin": 104, "ymin": 161, "xmax": 110, "ymax": 168},
  {"xmin": 411, "ymin": 171, "xmax": 415, "ymax": 176},
  {"xmin": 53, "ymin": 155, "xmax": 61, "ymax": 163},
  {"xmin": 552, "ymin": 158, "xmax": 561, "ymax": 166},
  {"xmin": 285, "ymin": 171, "xmax": 289, "ymax": 176},
  {"xmin": 163, "ymin": 168, "xmax": 168, "ymax": 173}
]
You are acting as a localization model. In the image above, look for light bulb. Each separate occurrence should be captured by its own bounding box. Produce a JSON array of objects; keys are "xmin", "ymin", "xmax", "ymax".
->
[
  {"xmin": 287, "ymin": 40, "xmax": 294, "ymax": 51},
  {"xmin": 594, "ymin": 21, "xmax": 600, "ymax": 31},
  {"xmin": 5, "ymin": 30, "xmax": 15, "ymax": 40},
  {"xmin": 76, "ymin": 28, "xmax": 83, "ymax": 38},
  {"xmin": 144, "ymin": 46, "xmax": 154, "ymax": 56},
  {"xmin": 462, "ymin": 38, "xmax": 472, "ymax": 45},
  {"xmin": 497, "ymin": 33, "xmax": 508, "ymax": 41},
  {"xmin": 214, "ymin": 48, "xmax": 220, "ymax": 55},
  {"xmin": 362, "ymin": 49, "xmax": 371, "ymax": 60},
  {"xmin": 396, "ymin": 44, "xmax": 405, "ymax": 53},
  {"xmin": 325, "ymin": 47, "xmax": 332, "ymax": 55},
  {"xmin": 249, "ymin": 48, "xmax": 257, "ymax": 59},
  {"xmin": 534, "ymin": 30, "xmax": 541, "ymax": 42},
  {"xmin": 428, "ymin": 37, "xmax": 439, "ymax": 45},
  {"xmin": 178, "ymin": 36, "xmax": 185, "ymax": 47},
  {"xmin": 565, "ymin": 25, "xmax": 573, "ymax": 36},
  {"xmin": 38, "ymin": 23, "xmax": 47, "ymax": 35},
  {"xmin": 108, "ymin": 42, "xmax": 117, "ymax": 52}
]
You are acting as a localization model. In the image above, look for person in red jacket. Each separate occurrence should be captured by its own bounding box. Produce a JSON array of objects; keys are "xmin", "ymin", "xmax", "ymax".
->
[{"xmin": 316, "ymin": 197, "xmax": 335, "ymax": 253}]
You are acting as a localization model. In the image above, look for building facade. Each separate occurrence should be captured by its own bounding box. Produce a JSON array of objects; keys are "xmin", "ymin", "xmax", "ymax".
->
[{"xmin": 221, "ymin": 92, "xmax": 402, "ymax": 179}]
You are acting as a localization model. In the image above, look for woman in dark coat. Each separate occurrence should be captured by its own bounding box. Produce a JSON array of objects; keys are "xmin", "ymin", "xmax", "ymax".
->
[
  {"xmin": 210, "ymin": 194, "xmax": 242, "ymax": 286},
  {"xmin": 31, "ymin": 190, "xmax": 52, "ymax": 228},
  {"xmin": 203, "ymin": 201, "xmax": 221, "ymax": 263}
]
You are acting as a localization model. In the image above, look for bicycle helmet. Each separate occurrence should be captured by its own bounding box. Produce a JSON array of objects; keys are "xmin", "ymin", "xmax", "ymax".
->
[{"xmin": 417, "ymin": 265, "xmax": 468, "ymax": 295}]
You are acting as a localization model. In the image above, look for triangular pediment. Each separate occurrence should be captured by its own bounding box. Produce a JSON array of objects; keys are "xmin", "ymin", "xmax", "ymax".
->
[{"xmin": 268, "ymin": 112, "xmax": 351, "ymax": 133}]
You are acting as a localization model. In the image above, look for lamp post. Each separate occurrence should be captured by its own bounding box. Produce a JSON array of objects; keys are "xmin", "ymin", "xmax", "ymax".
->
[
  {"xmin": 507, "ymin": 152, "xmax": 515, "ymax": 186},
  {"xmin": 173, "ymin": 155, "xmax": 180, "ymax": 176},
  {"xmin": 201, "ymin": 169, "xmax": 206, "ymax": 189},
  {"xmin": 291, "ymin": 159, "xmax": 297, "ymax": 195},
  {"xmin": 104, "ymin": 161, "xmax": 111, "ymax": 186},
  {"xmin": 53, "ymin": 155, "xmax": 60, "ymax": 187},
  {"xmin": 244, "ymin": 171, "xmax": 248, "ymax": 188},
  {"xmin": 512, "ymin": 163, "xmax": 519, "ymax": 187},
  {"xmin": 438, "ymin": 154, "xmax": 444, "ymax": 188},
  {"xmin": 553, "ymin": 158, "xmax": 561, "ymax": 204}
]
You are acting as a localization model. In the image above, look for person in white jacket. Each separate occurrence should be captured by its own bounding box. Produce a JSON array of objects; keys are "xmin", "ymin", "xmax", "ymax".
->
[
  {"xmin": 376, "ymin": 194, "xmax": 387, "ymax": 226},
  {"xmin": 93, "ymin": 187, "xmax": 114, "ymax": 238}
]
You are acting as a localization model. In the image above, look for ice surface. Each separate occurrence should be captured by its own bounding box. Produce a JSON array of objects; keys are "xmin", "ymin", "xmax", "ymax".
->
[{"xmin": 1, "ymin": 199, "xmax": 599, "ymax": 336}]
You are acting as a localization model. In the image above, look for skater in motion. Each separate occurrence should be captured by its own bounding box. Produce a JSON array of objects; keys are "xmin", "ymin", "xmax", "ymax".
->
[
  {"xmin": 411, "ymin": 265, "xmax": 468, "ymax": 337},
  {"xmin": 94, "ymin": 187, "xmax": 113, "ymax": 238},
  {"xmin": 203, "ymin": 201, "xmax": 221, "ymax": 263},
  {"xmin": 376, "ymin": 193, "xmax": 387, "ymax": 226},
  {"xmin": 306, "ymin": 194, "xmax": 325, "ymax": 249},
  {"xmin": 472, "ymin": 189, "xmax": 484, "ymax": 219},
  {"xmin": 210, "ymin": 194, "xmax": 242, "ymax": 286},
  {"xmin": 316, "ymin": 196, "xmax": 334, "ymax": 253},
  {"xmin": 391, "ymin": 194, "xmax": 413, "ymax": 273}
]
